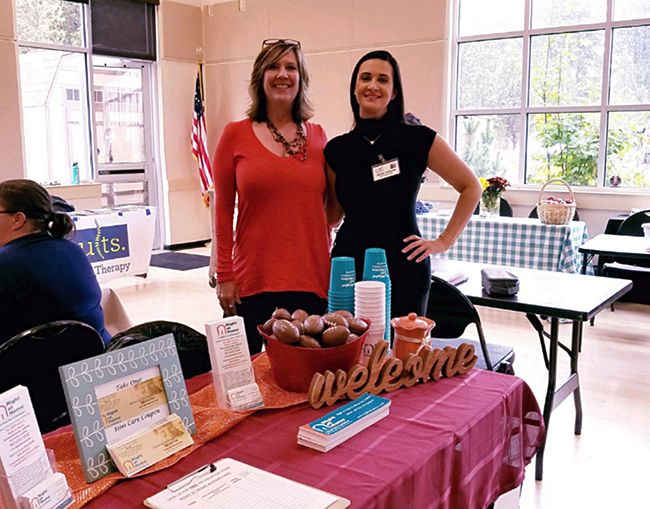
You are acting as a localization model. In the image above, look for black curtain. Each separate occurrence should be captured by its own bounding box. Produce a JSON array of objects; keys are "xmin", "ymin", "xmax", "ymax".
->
[{"xmin": 90, "ymin": 0, "xmax": 157, "ymax": 60}]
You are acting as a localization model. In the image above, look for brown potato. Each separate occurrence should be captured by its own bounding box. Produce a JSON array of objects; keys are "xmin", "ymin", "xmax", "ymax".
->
[
  {"xmin": 348, "ymin": 317, "xmax": 369, "ymax": 335},
  {"xmin": 272, "ymin": 308, "xmax": 291, "ymax": 320},
  {"xmin": 291, "ymin": 319, "xmax": 305, "ymax": 335},
  {"xmin": 291, "ymin": 309, "xmax": 309, "ymax": 323},
  {"xmin": 272, "ymin": 319, "xmax": 299, "ymax": 344},
  {"xmin": 299, "ymin": 335, "xmax": 321, "ymax": 348},
  {"xmin": 261, "ymin": 317, "xmax": 276, "ymax": 335},
  {"xmin": 303, "ymin": 314, "xmax": 324, "ymax": 336},
  {"xmin": 321, "ymin": 325, "xmax": 350, "ymax": 347}
]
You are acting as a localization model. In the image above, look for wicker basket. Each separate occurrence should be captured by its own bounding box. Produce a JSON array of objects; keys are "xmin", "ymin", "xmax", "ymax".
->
[{"xmin": 536, "ymin": 179, "xmax": 576, "ymax": 225}]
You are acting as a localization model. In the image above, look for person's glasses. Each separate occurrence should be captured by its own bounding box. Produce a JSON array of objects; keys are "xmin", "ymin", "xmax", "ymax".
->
[{"xmin": 262, "ymin": 38, "xmax": 301, "ymax": 49}]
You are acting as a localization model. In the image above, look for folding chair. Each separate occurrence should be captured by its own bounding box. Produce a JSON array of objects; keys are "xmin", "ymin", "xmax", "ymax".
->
[
  {"xmin": 0, "ymin": 320, "xmax": 105, "ymax": 433},
  {"xmin": 107, "ymin": 320, "xmax": 211, "ymax": 378},
  {"xmin": 426, "ymin": 275, "xmax": 515, "ymax": 374}
]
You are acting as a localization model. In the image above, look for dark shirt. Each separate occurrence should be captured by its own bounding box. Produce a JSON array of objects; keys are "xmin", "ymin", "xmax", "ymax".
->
[
  {"xmin": 0, "ymin": 233, "xmax": 110, "ymax": 345},
  {"xmin": 324, "ymin": 120, "xmax": 437, "ymax": 316}
]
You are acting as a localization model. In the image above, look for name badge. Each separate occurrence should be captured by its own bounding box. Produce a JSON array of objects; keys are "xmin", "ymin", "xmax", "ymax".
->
[{"xmin": 371, "ymin": 158, "xmax": 400, "ymax": 182}]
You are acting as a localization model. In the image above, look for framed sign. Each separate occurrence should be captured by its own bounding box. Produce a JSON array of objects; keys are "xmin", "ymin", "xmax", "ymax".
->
[{"xmin": 59, "ymin": 335, "xmax": 195, "ymax": 483}]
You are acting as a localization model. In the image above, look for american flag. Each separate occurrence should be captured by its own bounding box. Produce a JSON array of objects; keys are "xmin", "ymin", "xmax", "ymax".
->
[{"xmin": 191, "ymin": 66, "xmax": 213, "ymax": 205}]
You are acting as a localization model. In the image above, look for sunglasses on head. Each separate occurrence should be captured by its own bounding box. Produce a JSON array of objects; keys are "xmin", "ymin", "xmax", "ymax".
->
[{"xmin": 262, "ymin": 38, "xmax": 301, "ymax": 49}]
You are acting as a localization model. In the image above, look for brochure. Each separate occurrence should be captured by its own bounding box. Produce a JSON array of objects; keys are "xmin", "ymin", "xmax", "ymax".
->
[
  {"xmin": 205, "ymin": 317, "xmax": 264, "ymax": 411},
  {"xmin": 298, "ymin": 393, "xmax": 390, "ymax": 452},
  {"xmin": 0, "ymin": 386, "xmax": 54, "ymax": 509}
]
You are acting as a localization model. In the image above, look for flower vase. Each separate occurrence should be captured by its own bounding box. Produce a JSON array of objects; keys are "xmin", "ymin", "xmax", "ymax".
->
[{"xmin": 480, "ymin": 194, "xmax": 500, "ymax": 217}]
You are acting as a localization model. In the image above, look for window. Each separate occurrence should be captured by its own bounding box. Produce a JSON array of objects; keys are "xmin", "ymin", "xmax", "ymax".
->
[
  {"xmin": 452, "ymin": 0, "xmax": 650, "ymax": 189},
  {"xmin": 16, "ymin": 0, "xmax": 157, "ymax": 186},
  {"xmin": 16, "ymin": 0, "xmax": 91, "ymax": 185}
]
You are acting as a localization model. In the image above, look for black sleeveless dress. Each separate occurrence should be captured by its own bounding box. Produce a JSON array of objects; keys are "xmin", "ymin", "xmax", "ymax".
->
[{"xmin": 324, "ymin": 117, "xmax": 436, "ymax": 316}]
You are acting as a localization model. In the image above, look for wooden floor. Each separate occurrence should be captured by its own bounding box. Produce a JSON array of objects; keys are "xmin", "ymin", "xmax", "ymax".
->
[{"xmin": 106, "ymin": 247, "xmax": 650, "ymax": 509}]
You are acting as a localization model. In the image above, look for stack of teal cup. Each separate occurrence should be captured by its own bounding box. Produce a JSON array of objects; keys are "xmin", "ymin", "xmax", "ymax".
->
[
  {"xmin": 362, "ymin": 248, "xmax": 391, "ymax": 340},
  {"xmin": 327, "ymin": 256, "xmax": 356, "ymax": 314}
]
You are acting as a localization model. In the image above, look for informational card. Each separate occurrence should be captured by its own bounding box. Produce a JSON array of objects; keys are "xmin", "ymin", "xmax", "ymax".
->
[
  {"xmin": 144, "ymin": 458, "xmax": 349, "ymax": 509},
  {"xmin": 205, "ymin": 317, "xmax": 264, "ymax": 411},
  {"xmin": 18, "ymin": 472, "xmax": 72, "ymax": 509},
  {"xmin": 0, "ymin": 386, "xmax": 54, "ymax": 509},
  {"xmin": 107, "ymin": 414, "xmax": 193, "ymax": 477},
  {"xmin": 95, "ymin": 366, "xmax": 170, "ymax": 445}
]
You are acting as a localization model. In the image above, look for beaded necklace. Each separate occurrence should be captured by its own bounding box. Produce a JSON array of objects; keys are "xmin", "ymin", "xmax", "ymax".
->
[{"xmin": 266, "ymin": 120, "xmax": 308, "ymax": 162}]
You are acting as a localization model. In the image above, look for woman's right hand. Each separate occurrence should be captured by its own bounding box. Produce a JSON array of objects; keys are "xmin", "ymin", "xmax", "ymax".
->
[{"xmin": 217, "ymin": 280, "xmax": 241, "ymax": 316}]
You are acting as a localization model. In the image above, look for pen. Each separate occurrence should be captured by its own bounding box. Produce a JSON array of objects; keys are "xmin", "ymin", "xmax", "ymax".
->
[{"xmin": 167, "ymin": 462, "xmax": 217, "ymax": 492}]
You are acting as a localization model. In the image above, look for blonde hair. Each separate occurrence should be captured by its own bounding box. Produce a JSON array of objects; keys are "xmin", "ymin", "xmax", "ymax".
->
[{"xmin": 246, "ymin": 43, "xmax": 314, "ymax": 123}]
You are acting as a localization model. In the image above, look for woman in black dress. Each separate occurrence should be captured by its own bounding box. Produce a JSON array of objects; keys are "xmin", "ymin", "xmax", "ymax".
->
[{"xmin": 324, "ymin": 50, "xmax": 481, "ymax": 316}]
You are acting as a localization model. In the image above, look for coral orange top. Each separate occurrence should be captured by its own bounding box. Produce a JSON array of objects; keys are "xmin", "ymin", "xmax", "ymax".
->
[{"xmin": 213, "ymin": 119, "xmax": 330, "ymax": 299}]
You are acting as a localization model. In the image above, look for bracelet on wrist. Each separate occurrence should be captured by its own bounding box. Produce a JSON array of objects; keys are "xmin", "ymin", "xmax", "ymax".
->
[{"xmin": 439, "ymin": 231, "xmax": 457, "ymax": 248}]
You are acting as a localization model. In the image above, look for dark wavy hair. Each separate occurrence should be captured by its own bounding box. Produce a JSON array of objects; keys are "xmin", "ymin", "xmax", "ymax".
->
[
  {"xmin": 350, "ymin": 50, "xmax": 405, "ymax": 125},
  {"xmin": 0, "ymin": 179, "xmax": 75, "ymax": 239}
]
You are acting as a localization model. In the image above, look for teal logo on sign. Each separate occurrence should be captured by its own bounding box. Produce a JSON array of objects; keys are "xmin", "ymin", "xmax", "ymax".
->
[{"xmin": 74, "ymin": 224, "xmax": 129, "ymax": 262}]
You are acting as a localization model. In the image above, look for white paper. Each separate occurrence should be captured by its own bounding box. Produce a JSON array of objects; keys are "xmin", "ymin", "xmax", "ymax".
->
[{"xmin": 144, "ymin": 458, "xmax": 348, "ymax": 509}]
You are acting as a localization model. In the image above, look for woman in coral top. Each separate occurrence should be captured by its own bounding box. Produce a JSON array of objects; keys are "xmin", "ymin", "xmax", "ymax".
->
[{"xmin": 213, "ymin": 39, "xmax": 330, "ymax": 353}]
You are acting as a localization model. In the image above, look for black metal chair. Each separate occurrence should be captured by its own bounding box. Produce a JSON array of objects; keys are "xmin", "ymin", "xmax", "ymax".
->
[
  {"xmin": 529, "ymin": 206, "xmax": 580, "ymax": 221},
  {"xmin": 107, "ymin": 320, "xmax": 211, "ymax": 378},
  {"xmin": 600, "ymin": 209, "xmax": 650, "ymax": 305},
  {"xmin": 426, "ymin": 275, "xmax": 515, "ymax": 374},
  {"xmin": 474, "ymin": 197, "xmax": 513, "ymax": 217},
  {"xmin": 0, "ymin": 320, "xmax": 105, "ymax": 433}
]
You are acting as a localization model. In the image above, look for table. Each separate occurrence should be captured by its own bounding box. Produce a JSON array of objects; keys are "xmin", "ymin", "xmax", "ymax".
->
[
  {"xmin": 430, "ymin": 258, "xmax": 632, "ymax": 480},
  {"xmin": 579, "ymin": 233, "xmax": 650, "ymax": 274},
  {"xmin": 417, "ymin": 213, "xmax": 589, "ymax": 274},
  {"xmin": 75, "ymin": 368, "xmax": 543, "ymax": 509},
  {"xmin": 70, "ymin": 206, "xmax": 157, "ymax": 282}
]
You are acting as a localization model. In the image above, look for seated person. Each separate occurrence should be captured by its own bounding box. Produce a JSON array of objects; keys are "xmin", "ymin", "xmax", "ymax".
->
[{"xmin": 0, "ymin": 179, "xmax": 110, "ymax": 345}]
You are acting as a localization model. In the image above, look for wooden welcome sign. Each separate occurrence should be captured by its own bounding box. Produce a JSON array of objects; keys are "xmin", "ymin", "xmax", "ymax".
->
[{"xmin": 308, "ymin": 341, "xmax": 477, "ymax": 409}]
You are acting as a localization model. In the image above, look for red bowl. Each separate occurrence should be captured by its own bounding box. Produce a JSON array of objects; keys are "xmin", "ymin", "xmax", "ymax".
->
[{"xmin": 257, "ymin": 319, "xmax": 370, "ymax": 393}]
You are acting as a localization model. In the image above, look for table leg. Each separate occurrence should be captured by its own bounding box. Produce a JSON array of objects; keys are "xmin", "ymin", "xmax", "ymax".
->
[
  {"xmin": 535, "ymin": 318, "xmax": 559, "ymax": 481},
  {"xmin": 581, "ymin": 253, "xmax": 588, "ymax": 275},
  {"xmin": 571, "ymin": 320, "xmax": 583, "ymax": 435}
]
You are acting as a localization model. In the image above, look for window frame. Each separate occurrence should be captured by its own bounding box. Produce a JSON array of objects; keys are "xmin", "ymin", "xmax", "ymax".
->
[
  {"xmin": 450, "ymin": 0, "xmax": 650, "ymax": 190},
  {"xmin": 17, "ymin": 0, "xmax": 97, "ymax": 184}
]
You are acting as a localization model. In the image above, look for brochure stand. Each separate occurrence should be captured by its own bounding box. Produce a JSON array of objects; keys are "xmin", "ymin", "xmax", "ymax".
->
[{"xmin": 1, "ymin": 449, "xmax": 73, "ymax": 509}]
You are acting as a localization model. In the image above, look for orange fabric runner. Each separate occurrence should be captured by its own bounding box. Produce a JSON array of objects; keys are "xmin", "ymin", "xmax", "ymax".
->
[{"xmin": 44, "ymin": 354, "xmax": 307, "ymax": 508}]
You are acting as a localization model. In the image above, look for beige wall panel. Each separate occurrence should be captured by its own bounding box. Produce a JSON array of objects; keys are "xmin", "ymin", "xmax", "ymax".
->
[
  {"xmin": 203, "ymin": 0, "xmax": 270, "ymax": 62},
  {"xmin": 0, "ymin": 0, "xmax": 15, "ymax": 39},
  {"xmin": 385, "ymin": 42, "xmax": 449, "ymax": 136},
  {"xmin": 351, "ymin": 0, "xmax": 448, "ymax": 46},
  {"xmin": 307, "ymin": 51, "xmax": 355, "ymax": 139},
  {"xmin": 0, "ymin": 39, "xmax": 24, "ymax": 179},
  {"xmin": 267, "ymin": 0, "xmax": 353, "ymax": 52},
  {"xmin": 160, "ymin": 0, "xmax": 203, "ymax": 62},
  {"xmin": 204, "ymin": 61, "xmax": 251, "ymax": 148},
  {"xmin": 159, "ymin": 60, "xmax": 211, "ymax": 244},
  {"xmin": 168, "ymin": 189, "xmax": 212, "ymax": 244}
]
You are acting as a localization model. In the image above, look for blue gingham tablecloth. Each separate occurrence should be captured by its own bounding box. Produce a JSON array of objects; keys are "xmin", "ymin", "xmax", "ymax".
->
[{"xmin": 416, "ymin": 214, "xmax": 591, "ymax": 274}]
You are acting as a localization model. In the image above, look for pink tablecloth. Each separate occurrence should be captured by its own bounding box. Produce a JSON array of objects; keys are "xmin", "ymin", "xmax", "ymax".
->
[{"xmin": 82, "ymin": 369, "xmax": 543, "ymax": 509}]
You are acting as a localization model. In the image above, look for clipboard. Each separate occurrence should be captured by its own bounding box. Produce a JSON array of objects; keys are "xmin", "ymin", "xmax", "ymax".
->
[{"xmin": 144, "ymin": 458, "xmax": 350, "ymax": 509}]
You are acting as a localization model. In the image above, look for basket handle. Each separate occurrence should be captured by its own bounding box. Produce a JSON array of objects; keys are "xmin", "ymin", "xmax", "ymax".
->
[{"xmin": 537, "ymin": 178, "xmax": 575, "ymax": 204}]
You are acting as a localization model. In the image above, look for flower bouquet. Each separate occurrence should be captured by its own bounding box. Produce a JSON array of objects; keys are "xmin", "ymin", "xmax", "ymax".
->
[{"xmin": 479, "ymin": 176, "xmax": 510, "ymax": 217}]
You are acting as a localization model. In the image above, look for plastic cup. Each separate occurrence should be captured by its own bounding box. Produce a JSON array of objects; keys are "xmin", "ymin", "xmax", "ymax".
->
[{"xmin": 330, "ymin": 257, "xmax": 356, "ymax": 294}]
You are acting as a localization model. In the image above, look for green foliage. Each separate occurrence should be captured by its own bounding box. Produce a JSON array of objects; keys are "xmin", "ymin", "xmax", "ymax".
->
[
  {"xmin": 530, "ymin": 113, "xmax": 599, "ymax": 186},
  {"xmin": 461, "ymin": 117, "xmax": 505, "ymax": 178},
  {"xmin": 16, "ymin": 0, "xmax": 82, "ymax": 47}
]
